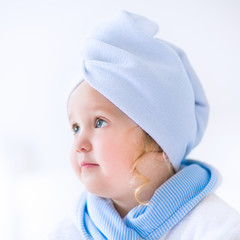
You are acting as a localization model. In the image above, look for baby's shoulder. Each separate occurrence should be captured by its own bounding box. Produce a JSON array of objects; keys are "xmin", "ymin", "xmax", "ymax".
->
[{"xmin": 163, "ymin": 193, "xmax": 240, "ymax": 240}]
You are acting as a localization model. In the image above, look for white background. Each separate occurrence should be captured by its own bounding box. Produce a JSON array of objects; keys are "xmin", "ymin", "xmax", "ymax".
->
[{"xmin": 0, "ymin": 0, "xmax": 240, "ymax": 239}]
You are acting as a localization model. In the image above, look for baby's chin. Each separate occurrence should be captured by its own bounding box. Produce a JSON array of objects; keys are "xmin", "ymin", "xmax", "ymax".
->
[
  {"xmin": 85, "ymin": 188, "xmax": 113, "ymax": 199},
  {"xmin": 82, "ymin": 182, "xmax": 121, "ymax": 200},
  {"xmin": 80, "ymin": 179, "xmax": 110, "ymax": 198}
]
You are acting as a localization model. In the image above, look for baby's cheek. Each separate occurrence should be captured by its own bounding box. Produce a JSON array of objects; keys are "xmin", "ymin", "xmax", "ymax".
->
[
  {"xmin": 102, "ymin": 147, "xmax": 133, "ymax": 175},
  {"xmin": 100, "ymin": 145, "xmax": 119, "ymax": 165}
]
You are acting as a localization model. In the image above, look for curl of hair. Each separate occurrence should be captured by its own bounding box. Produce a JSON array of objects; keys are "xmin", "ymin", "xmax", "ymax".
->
[{"xmin": 131, "ymin": 132, "xmax": 175, "ymax": 205}]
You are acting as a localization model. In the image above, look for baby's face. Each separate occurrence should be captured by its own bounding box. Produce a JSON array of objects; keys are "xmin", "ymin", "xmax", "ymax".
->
[{"xmin": 68, "ymin": 81, "xmax": 144, "ymax": 199}]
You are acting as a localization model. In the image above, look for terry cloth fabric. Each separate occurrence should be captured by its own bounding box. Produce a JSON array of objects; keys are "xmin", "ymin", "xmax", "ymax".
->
[
  {"xmin": 161, "ymin": 194, "xmax": 240, "ymax": 239},
  {"xmin": 74, "ymin": 159, "xmax": 218, "ymax": 239},
  {"xmin": 79, "ymin": 10, "xmax": 209, "ymax": 170}
]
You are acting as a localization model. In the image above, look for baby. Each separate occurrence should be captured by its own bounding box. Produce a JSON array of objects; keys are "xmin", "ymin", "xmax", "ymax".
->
[{"xmin": 51, "ymin": 10, "xmax": 240, "ymax": 240}]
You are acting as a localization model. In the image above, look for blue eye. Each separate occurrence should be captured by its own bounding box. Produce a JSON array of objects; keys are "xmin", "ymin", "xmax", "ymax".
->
[
  {"xmin": 95, "ymin": 118, "xmax": 108, "ymax": 128},
  {"xmin": 72, "ymin": 125, "xmax": 80, "ymax": 135}
]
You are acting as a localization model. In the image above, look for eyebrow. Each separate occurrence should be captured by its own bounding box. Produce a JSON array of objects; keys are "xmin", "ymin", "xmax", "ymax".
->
[{"xmin": 68, "ymin": 105, "xmax": 115, "ymax": 121}]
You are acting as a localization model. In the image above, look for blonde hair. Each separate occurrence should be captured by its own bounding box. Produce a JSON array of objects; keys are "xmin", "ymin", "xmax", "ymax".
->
[{"xmin": 131, "ymin": 132, "xmax": 175, "ymax": 205}]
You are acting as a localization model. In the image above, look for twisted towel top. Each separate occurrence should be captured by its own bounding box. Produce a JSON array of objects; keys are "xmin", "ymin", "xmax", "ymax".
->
[{"xmin": 79, "ymin": 10, "xmax": 209, "ymax": 170}]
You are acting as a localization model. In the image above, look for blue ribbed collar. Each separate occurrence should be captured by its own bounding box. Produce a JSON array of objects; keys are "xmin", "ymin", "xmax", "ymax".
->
[{"xmin": 75, "ymin": 159, "xmax": 218, "ymax": 239}]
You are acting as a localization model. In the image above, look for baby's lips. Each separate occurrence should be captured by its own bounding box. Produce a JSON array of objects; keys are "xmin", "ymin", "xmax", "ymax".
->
[
  {"xmin": 78, "ymin": 158, "xmax": 99, "ymax": 167},
  {"xmin": 81, "ymin": 162, "xmax": 99, "ymax": 167}
]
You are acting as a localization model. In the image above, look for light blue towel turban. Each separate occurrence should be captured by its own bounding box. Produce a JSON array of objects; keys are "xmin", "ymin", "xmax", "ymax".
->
[{"xmin": 80, "ymin": 10, "xmax": 209, "ymax": 170}]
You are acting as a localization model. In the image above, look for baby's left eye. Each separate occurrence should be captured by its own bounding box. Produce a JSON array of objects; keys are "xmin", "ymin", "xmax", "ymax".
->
[{"xmin": 95, "ymin": 118, "xmax": 108, "ymax": 128}]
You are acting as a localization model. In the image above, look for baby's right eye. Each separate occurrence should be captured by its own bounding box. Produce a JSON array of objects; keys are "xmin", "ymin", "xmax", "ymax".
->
[{"xmin": 72, "ymin": 124, "xmax": 80, "ymax": 135}]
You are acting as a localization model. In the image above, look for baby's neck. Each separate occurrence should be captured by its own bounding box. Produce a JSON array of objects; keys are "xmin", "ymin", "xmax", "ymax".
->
[
  {"xmin": 111, "ymin": 183, "xmax": 161, "ymax": 218},
  {"xmin": 112, "ymin": 198, "xmax": 137, "ymax": 218},
  {"xmin": 112, "ymin": 174, "xmax": 174, "ymax": 218}
]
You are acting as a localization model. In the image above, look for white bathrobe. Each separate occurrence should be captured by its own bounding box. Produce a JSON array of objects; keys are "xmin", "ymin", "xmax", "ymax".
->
[{"xmin": 161, "ymin": 193, "xmax": 240, "ymax": 240}]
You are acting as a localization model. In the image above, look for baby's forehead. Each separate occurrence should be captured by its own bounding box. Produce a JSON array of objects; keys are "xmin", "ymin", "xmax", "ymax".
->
[
  {"xmin": 71, "ymin": 81, "xmax": 110, "ymax": 104},
  {"xmin": 68, "ymin": 81, "xmax": 122, "ymax": 116}
]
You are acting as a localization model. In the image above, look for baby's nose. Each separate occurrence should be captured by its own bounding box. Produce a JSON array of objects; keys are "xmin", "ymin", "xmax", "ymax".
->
[{"xmin": 75, "ymin": 135, "xmax": 92, "ymax": 153}]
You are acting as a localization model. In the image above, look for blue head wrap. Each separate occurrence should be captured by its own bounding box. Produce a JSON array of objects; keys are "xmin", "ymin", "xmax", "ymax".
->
[{"xmin": 79, "ymin": 10, "xmax": 209, "ymax": 170}]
